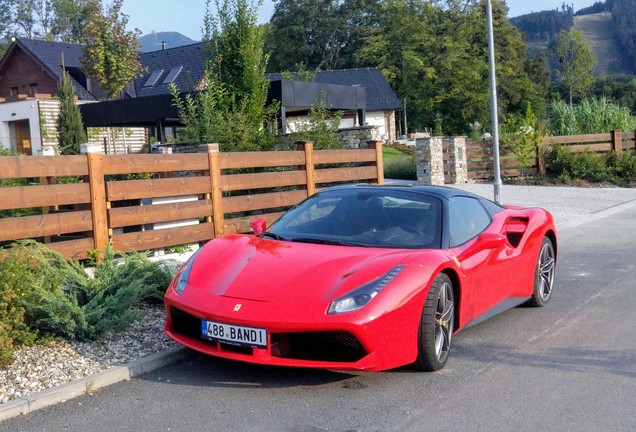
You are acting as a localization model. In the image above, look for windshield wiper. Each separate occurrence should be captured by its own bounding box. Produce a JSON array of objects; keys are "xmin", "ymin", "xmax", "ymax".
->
[
  {"xmin": 290, "ymin": 237, "xmax": 366, "ymax": 247},
  {"xmin": 261, "ymin": 232, "xmax": 289, "ymax": 241}
]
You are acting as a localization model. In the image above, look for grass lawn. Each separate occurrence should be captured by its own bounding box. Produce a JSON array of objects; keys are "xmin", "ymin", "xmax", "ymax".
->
[{"xmin": 383, "ymin": 146, "xmax": 406, "ymax": 161}]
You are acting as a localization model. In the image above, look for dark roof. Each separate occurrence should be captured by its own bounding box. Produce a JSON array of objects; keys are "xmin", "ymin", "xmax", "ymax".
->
[
  {"xmin": 137, "ymin": 46, "xmax": 400, "ymax": 111},
  {"xmin": 16, "ymin": 38, "xmax": 96, "ymax": 101},
  {"xmin": 134, "ymin": 43, "xmax": 207, "ymax": 98},
  {"xmin": 5, "ymin": 39, "xmax": 401, "ymax": 113},
  {"xmin": 267, "ymin": 69, "xmax": 402, "ymax": 111}
]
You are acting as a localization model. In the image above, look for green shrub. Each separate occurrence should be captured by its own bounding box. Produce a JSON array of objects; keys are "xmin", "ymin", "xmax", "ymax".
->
[
  {"xmin": 0, "ymin": 241, "xmax": 174, "ymax": 367},
  {"xmin": 606, "ymin": 151, "xmax": 636, "ymax": 181},
  {"xmin": 544, "ymin": 145, "xmax": 636, "ymax": 184},
  {"xmin": 0, "ymin": 249, "xmax": 39, "ymax": 366},
  {"xmin": 384, "ymin": 156, "xmax": 417, "ymax": 180},
  {"xmin": 544, "ymin": 145, "xmax": 609, "ymax": 182},
  {"xmin": 501, "ymin": 104, "xmax": 543, "ymax": 175}
]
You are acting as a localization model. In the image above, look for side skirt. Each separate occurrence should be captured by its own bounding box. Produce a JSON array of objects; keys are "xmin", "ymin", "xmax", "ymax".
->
[{"xmin": 458, "ymin": 296, "xmax": 531, "ymax": 332}]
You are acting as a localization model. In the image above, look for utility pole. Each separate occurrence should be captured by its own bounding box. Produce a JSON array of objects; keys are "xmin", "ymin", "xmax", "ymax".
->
[{"xmin": 486, "ymin": 0, "xmax": 502, "ymax": 204}]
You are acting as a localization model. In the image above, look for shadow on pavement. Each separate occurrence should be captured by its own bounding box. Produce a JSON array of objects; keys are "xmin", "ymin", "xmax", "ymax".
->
[{"xmin": 138, "ymin": 353, "xmax": 359, "ymax": 389}]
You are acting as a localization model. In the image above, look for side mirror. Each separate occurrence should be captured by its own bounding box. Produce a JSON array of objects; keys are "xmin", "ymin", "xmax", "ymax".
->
[
  {"xmin": 457, "ymin": 232, "xmax": 506, "ymax": 261},
  {"xmin": 476, "ymin": 232, "xmax": 507, "ymax": 249},
  {"xmin": 250, "ymin": 218, "xmax": 267, "ymax": 235}
]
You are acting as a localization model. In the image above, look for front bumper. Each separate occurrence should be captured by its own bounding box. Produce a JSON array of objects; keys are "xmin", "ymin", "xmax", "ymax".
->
[{"xmin": 164, "ymin": 289, "xmax": 422, "ymax": 372}]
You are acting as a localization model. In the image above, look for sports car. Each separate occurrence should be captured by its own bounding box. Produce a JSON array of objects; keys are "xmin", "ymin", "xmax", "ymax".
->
[{"xmin": 164, "ymin": 184, "xmax": 557, "ymax": 372}]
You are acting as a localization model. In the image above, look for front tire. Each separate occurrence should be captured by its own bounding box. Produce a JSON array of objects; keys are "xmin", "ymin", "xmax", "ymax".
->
[
  {"xmin": 526, "ymin": 237, "xmax": 556, "ymax": 307},
  {"xmin": 415, "ymin": 273, "xmax": 454, "ymax": 371}
]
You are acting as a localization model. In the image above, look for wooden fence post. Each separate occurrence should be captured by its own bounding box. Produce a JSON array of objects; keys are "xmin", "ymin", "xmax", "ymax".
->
[
  {"xmin": 367, "ymin": 140, "xmax": 384, "ymax": 185},
  {"xmin": 611, "ymin": 130, "xmax": 623, "ymax": 155},
  {"xmin": 296, "ymin": 141, "xmax": 316, "ymax": 197},
  {"xmin": 86, "ymin": 153, "xmax": 109, "ymax": 262},
  {"xmin": 536, "ymin": 138, "xmax": 546, "ymax": 175},
  {"xmin": 200, "ymin": 143, "xmax": 224, "ymax": 237}
]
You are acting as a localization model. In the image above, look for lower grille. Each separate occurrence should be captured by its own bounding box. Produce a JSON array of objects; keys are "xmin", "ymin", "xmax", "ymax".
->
[
  {"xmin": 170, "ymin": 306, "xmax": 201, "ymax": 339},
  {"xmin": 271, "ymin": 331, "xmax": 367, "ymax": 362}
]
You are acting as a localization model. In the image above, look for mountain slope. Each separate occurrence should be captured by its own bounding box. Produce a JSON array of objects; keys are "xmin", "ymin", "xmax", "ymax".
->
[{"xmin": 573, "ymin": 12, "xmax": 631, "ymax": 75}]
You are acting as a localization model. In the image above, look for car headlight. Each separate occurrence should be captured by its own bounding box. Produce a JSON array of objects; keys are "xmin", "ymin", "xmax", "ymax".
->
[
  {"xmin": 173, "ymin": 246, "xmax": 205, "ymax": 295},
  {"xmin": 328, "ymin": 265, "xmax": 406, "ymax": 314}
]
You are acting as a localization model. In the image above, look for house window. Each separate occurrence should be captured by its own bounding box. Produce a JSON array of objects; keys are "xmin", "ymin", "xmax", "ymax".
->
[
  {"xmin": 10, "ymin": 87, "xmax": 18, "ymax": 95},
  {"xmin": 144, "ymin": 70, "xmax": 164, "ymax": 87},
  {"xmin": 162, "ymin": 66, "xmax": 183, "ymax": 84},
  {"xmin": 29, "ymin": 83, "xmax": 38, "ymax": 95}
]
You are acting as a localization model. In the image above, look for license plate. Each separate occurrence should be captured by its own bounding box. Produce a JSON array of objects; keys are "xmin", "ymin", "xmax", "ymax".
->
[{"xmin": 201, "ymin": 320, "xmax": 267, "ymax": 348}]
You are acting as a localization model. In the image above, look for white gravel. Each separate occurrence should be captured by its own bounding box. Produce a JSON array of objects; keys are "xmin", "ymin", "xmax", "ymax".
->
[{"xmin": 0, "ymin": 305, "xmax": 177, "ymax": 405}]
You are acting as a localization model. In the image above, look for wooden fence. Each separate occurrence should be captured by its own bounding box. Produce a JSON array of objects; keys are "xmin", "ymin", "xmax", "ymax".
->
[
  {"xmin": 0, "ymin": 141, "xmax": 384, "ymax": 260},
  {"xmin": 466, "ymin": 130, "xmax": 636, "ymax": 180}
]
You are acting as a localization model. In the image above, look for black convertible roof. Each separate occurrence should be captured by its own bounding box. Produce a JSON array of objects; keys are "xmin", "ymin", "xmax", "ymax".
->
[{"xmin": 325, "ymin": 184, "xmax": 503, "ymax": 205}]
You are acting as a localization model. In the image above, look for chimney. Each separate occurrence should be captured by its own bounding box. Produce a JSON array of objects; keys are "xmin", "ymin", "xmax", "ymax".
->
[{"xmin": 161, "ymin": 41, "xmax": 167, "ymax": 50}]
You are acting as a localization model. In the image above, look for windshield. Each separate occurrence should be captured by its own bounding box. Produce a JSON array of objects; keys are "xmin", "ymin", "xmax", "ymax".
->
[{"xmin": 265, "ymin": 188, "xmax": 442, "ymax": 249}]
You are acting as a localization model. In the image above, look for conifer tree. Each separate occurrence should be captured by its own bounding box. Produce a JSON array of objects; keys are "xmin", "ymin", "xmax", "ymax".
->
[{"xmin": 56, "ymin": 70, "xmax": 87, "ymax": 155}]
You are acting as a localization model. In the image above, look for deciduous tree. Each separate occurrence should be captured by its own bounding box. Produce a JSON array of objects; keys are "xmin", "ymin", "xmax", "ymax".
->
[
  {"xmin": 81, "ymin": 0, "xmax": 142, "ymax": 99},
  {"xmin": 51, "ymin": 0, "xmax": 90, "ymax": 43},
  {"xmin": 265, "ymin": 0, "xmax": 381, "ymax": 71},
  {"xmin": 173, "ymin": 0, "xmax": 276, "ymax": 151},
  {"xmin": 555, "ymin": 29, "xmax": 597, "ymax": 105}
]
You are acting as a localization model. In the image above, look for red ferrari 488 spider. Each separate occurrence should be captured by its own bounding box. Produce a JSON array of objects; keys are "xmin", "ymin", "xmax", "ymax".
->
[{"xmin": 164, "ymin": 185, "xmax": 557, "ymax": 371}]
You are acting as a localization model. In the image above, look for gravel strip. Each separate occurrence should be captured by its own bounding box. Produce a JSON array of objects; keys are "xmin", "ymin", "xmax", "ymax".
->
[{"xmin": 0, "ymin": 305, "xmax": 177, "ymax": 405}]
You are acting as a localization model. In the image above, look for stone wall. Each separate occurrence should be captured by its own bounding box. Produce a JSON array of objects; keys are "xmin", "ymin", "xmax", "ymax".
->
[{"xmin": 338, "ymin": 125, "xmax": 380, "ymax": 148}]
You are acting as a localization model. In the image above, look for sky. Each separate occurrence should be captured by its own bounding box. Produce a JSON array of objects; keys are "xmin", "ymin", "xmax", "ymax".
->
[{"xmin": 122, "ymin": 0, "xmax": 601, "ymax": 43}]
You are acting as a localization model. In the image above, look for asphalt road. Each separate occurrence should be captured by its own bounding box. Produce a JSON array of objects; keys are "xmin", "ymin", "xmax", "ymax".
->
[{"xmin": 2, "ymin": 200, "xmax": 636, "ymax": 432}]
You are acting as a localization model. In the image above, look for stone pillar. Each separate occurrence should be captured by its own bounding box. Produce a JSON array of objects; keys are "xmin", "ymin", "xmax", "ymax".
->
[
  {"xmin": 416, "ymin": 137, "xmax": 444, "ymax": 185},
  {"xmin": 448, "ymin": 136, "xmax": 468, "ymax": 184}
]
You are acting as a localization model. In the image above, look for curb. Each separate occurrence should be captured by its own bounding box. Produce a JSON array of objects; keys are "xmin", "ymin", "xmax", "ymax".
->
[{"xmin": 0, "ymin": 346, "xmax": 194, "ymax": 422}]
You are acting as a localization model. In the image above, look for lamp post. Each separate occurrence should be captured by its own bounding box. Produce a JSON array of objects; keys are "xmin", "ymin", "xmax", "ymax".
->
[{"xmin": 486, "ymin": 0, "xmax": 502, "ymax": 204}]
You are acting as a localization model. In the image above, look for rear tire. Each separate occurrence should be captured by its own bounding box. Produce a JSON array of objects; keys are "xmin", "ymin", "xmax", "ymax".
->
[
  {"xmin": 526, "ymin": 237, "xmax": 556, "ymax": 307},
  {"xmin": 415, "ymin": 273, "xmax": 454, "ymax": 371}
]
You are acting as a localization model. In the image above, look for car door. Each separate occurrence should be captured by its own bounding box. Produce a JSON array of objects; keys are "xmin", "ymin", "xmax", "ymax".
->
[{"xmin": 448, "ymin": 196, "xmax": 520, "ymax": 328}]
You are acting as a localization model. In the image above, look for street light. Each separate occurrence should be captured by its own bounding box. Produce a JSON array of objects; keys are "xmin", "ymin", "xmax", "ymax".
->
[{"xmin": 486, "ymin": 0, "xmax": 502, "ymax": 204}]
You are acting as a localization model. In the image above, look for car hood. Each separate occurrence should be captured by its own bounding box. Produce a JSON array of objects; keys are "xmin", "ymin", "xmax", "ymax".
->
[{"xmin": 187, "ymin": 235, "xmax": 413, "ymax": 306}]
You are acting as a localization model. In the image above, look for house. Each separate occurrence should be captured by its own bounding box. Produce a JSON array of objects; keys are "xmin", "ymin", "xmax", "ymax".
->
[
  {"xmin": 268, "ymin": 69, "xmax": 402, "ymax": 141},
  {"xmin": 0, "ymin": 38, "xmax": 146, "ymax": 155}
]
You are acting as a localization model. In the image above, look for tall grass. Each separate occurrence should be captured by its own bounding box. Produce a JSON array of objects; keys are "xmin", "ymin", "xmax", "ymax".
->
[{"xmin": 549, "ymin": 97, "xmax": 636, "ymax": 135}]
